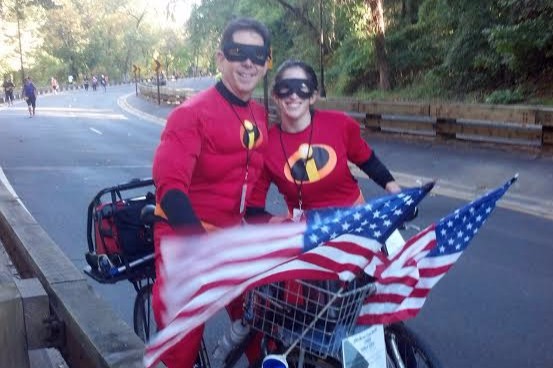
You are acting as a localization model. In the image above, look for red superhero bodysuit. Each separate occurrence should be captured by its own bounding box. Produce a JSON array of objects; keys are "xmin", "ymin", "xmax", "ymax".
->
[
  {"xmin": 152, "ymin": 82, "xmax": 267, "ymax": 367},
  {"xmin": 249, "ymin": 110, "xmax": 372, "ymax": 213}
]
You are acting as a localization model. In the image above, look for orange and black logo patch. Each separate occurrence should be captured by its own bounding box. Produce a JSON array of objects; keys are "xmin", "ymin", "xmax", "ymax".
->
[
  {"xmin": 240, "ymin": 120, "xmax": 264, "ymax": 149},
  {"xmin": 283, "ymin": 144, "xmax": 337, "ymax": 184}
]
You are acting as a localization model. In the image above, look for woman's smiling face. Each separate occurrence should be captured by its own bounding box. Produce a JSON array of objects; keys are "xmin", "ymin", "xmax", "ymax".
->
[{"xmin": 274, "ymin": 66, "xmax": 317, "ymax": 126}]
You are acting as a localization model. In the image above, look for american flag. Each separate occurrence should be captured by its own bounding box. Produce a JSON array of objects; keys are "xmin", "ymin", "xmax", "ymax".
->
[
  {"xmin": 143, "ymin": 184, "xmax": 433, "ymax": 367},
  {"xmin": 358, "ymin": 175, "xmax": 517, "ymax": 324}
]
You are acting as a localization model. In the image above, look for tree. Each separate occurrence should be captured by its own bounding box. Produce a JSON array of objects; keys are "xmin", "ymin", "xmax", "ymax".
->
[
  {"xmin": 0, "ymin": 0, "xmax": 56, "ymax": 84},
  {"xmin": 367, "ymin": 0, "xmax": 390, "ymax": 90}
]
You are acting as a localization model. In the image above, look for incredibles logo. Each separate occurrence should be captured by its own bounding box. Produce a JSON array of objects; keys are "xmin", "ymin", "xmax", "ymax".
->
[
  {"xmin": 240, "ymin": 120, "xmax": 264, "ymax": 149},
  {"xmin": 284, "ymin": 144, "xmax": 337, "ymax": 184}
]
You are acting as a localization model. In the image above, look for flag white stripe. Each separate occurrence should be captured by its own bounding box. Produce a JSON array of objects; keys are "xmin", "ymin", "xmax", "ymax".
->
[
  {"xmin": 360, "ymin": 296, "xmax": 426, "ymax": 315},
  {"xmin": 330, "ymin": 234, "xmax": 385, "ymax": 252},
  {"xmin": 162, "ymin": 226, "xmax": 306, "ymax": 277},
  {"xmin": 371, "ymin": 281, "xmax": 414, "ymax": 297},
  {"xmin": 389, "ymin": 229, "xmax": 436, "ymax": 264}
]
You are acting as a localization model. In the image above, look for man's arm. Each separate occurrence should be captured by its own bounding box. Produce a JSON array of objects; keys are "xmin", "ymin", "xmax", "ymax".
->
[{"xmin": 153, "ymin": 107, "xmax": 205, "ymax": 233}]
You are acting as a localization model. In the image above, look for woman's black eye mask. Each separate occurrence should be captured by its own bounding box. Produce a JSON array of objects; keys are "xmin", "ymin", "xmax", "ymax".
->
[
  {"xmin": 222, "ymin": 42, "xmax": 270, "ymax": 66},
  {"xmin": 273, "ymin": 78, "xmax": 316, "ymax": 99}
]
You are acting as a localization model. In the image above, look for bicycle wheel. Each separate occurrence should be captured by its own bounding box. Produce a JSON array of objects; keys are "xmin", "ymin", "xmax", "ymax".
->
[
  {"xmin": 133, "ymin": 282, "xmax": 157, "ymax": 342},
  {"xmin": 133, "ymin": 282, "xmax": 212, "ymax": 367},
  {"xmin": 385, "ymin": 322, "xmax": 441, "ymax": 368}
]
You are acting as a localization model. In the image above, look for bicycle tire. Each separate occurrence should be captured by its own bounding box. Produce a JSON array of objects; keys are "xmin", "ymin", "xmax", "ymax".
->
[
  {"xmin": 133, "ymin": 282, "xmax": 212, "ymax": 368},
  {"xmin": 133, "ymin": 283, "xmax": 157, "ymax": 342},
  {"xmin": 385, "ymin": 322, "xmax": 442, "ymax": 368}
]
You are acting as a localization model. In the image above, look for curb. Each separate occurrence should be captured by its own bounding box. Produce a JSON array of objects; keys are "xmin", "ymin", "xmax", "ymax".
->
[{"xmin": 117, "ymin": 93, "xmax": 165, "ymax": 126}]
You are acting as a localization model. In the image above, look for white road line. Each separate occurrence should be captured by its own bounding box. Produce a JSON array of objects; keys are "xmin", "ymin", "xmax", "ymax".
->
[
  {"xmin": 89, "ymin": 127, "xmax": 103, "ymax": 135},
  {"xmin": 0, "ymin": 166, "xmax": 30, "ymax": 214},
  {"xmin": 117, "ymin": 93, "xmax": 166, "ymax": 126}
]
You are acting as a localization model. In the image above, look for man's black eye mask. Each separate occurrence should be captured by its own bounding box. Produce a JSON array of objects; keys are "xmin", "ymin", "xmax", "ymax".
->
[{"xmin": 223, "ymin": 42, "xmax": 269, "ymax": 66}]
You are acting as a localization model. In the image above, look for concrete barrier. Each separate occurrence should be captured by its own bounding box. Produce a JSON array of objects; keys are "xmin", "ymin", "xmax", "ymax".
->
[
  {"xmin": 0, "ymin": 177, "xmax": 147, "ymax": 367},
  {"xmin": 0, "ymin": 244, "xmax": 29, "ymax": 368}
]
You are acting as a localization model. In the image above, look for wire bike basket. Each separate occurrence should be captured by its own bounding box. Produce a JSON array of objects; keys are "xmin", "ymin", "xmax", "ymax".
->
[{"xmin": 246, "ymin": 277, "xmax": 375, "ymax": 359}]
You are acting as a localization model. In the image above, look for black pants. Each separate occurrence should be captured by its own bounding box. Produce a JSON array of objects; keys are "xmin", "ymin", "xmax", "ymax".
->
[
  {"xmin": 26, "ymin": 95, "xmax": 36, "ymax": 110},
  {"xmin": 4, "ymin": 91, "xmax": 14, "ymax": 103}
]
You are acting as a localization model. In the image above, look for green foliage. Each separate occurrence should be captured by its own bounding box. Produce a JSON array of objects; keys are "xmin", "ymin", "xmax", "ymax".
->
[
  {"xmin": 327, "ymin": 35, "xmax": 376, "ymax": 94},
  {"xmin": 1, "ymin": 0, "xmax": 552, "ymax": 102},
  {"xmin": 484, "ymin": 88, "xmax": 524, "ymax": 105},
  {"xmin": 486, "ymin": 1, "xmax": 553, "ymax": 78}
]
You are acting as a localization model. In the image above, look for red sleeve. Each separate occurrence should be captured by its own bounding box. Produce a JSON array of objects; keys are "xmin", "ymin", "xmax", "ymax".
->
[
  {"xmin": 152, "ymin": 106, "xmax": 203, "ymax": 201},
  {"xmin": 343, "ymin": 113, "xmax": 372, "ymax": 164},
  {"xmin": 248, "ymin": 161, "xmax": 271, "ymax": 208}
]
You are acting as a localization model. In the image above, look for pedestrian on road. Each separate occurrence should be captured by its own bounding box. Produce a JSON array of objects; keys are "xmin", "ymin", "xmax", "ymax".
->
[
  {"xmin": 50, "ymin": 77, "xmax": 59, "ymax": 94},
  {"xmin": 91, "ymin": 75, "xmax": 98, "ymax": 91},
  {"xmin": 2, "ymin": 78, "xmax": 15, "ymax": 106},
  {"xmin": 247, "ymin": 59, "xmax": 401, "ymax": 223},
  {"xmin": 150, "ymin": 17, "xmax": 271, "ymax": 368},
  {"xmin": 83, "ymin": 75, "xmax": 89, "ymax": 91},
  {"xmin": 100, "ymin": 74, "xmax": 107, "ymax": 92},
  {"xmin": 22, "ymin": 76, "xmax": 37, "ymax": 117}
]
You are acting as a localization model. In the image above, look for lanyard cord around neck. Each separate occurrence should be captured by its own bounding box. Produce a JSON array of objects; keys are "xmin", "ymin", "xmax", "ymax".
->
[
  {"xmin": 228, "ymin": 102, "xmax": 258, "ymax": 179},
  {"xmin": 279, "ymin": 115, "xmax": 315, "ymax": 211},
  {"xmin": 228, "ymin": 101, "xmax": 258, "ymax": 214}
]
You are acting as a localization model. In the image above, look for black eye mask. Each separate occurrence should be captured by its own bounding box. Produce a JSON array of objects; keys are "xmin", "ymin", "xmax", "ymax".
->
[
  {"xmin": 222, "ymin": 42, "xmax": 270, "ymax": 66},
  {"xmin": 273, "ymin": 78, "xmax": 316, "ymax": 99}
]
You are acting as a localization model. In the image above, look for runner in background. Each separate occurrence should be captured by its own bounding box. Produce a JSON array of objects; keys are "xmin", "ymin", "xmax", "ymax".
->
[
  {"xmin": 51, "ymin": 77, "xmax": 59, "ymax": 94},
  {"xmin": 22, "ymin": 76, "xmax": 37, "ymax": 117},
  {"xmin": 2, "ymin": 78, "xmax": 15, "ymax": 106}
]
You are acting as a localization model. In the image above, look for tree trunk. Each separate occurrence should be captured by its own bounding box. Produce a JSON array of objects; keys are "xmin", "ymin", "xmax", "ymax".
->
[{"xmin": 367, "ymin": 0, "xmax": 391, "ymax": 91}]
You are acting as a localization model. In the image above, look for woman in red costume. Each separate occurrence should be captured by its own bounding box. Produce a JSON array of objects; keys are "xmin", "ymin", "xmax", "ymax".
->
[
  {"xmin": 247, "ymin": 59, "xmax": 401, "ymax": 222},
  {"xmin": 151, "ymin": 17, "xmax": 271, "ymax": 367}
]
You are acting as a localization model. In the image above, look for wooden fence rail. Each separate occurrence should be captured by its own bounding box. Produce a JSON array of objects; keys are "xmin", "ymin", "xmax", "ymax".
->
[{"xmin": 138, "ymin": 84, "xmax": 553, "ymax": 148}]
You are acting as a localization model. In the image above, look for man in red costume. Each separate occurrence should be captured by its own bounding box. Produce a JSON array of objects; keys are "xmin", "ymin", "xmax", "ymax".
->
[{"xmin": 151, "ymin": 17, "xmax": 271, "ymax": 367}]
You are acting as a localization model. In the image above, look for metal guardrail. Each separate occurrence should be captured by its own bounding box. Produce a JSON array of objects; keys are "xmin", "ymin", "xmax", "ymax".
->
[
  {"xmin": 0, "ymin": 178, "xmax": 147, "ymax": 367},
  {"xmin": 138, "ymin": 83, "xmax": 553, "ymax": 148}
]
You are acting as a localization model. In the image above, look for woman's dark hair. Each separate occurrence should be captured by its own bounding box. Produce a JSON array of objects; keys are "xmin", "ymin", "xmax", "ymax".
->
[
  {"xmin": 220, "ymin": 17, "xmax": 271, "ymax": 49},
  {"xmin": 272, "ymin": 59, "xmax": 318, "ymax": 91}
]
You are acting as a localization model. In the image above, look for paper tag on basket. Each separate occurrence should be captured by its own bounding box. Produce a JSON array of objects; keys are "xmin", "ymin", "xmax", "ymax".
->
[{"xmin": 342, "ymin": 325, "xmax": 386, "ymax": 368}]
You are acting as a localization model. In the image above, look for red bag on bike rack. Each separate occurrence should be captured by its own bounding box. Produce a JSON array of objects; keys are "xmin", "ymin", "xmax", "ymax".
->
[
  {"xmin": 85, "ymin": 178, "xmax": 156, "ymax": 280},
  {"xmin": 94, "ymin": 201, "xmax": 123, "ymax": 255},
  {"xmin": 93, "ymin": 196, "xmax": 154, "ymax": 258}
]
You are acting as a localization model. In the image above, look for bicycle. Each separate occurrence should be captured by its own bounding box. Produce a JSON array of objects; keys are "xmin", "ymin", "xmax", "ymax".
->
[
  {"xmin": 82, "ymin": 177, "xmax": 211, "ymax": 364},
  {"xmin": 83, "ymin": 178, "xmax": 157, "ymax": 338},
  {"xmin": 83, "ymin": 178, "xmax": 440, "ymax": 368}
]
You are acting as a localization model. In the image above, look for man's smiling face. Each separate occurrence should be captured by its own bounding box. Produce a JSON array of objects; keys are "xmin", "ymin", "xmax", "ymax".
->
[{"xmin": 216, "ymin": 29, "xmax": 268, "ymax": 102}]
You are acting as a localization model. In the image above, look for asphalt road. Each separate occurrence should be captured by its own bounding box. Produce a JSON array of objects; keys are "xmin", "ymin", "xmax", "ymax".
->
[{"xmin": 0, "ymin": 84, "xmax": 552, "ymax": 368}]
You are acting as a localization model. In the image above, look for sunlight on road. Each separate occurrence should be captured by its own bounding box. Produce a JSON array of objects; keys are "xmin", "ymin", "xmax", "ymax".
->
[{"xmin": 0, "ymin": 107, "xmax": 128, "ymax": 120}]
